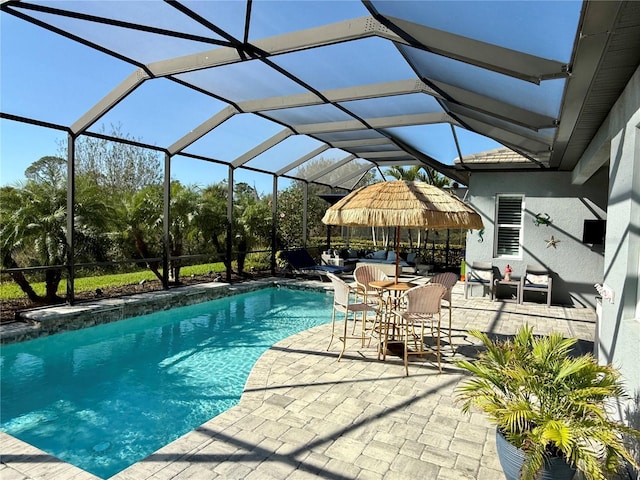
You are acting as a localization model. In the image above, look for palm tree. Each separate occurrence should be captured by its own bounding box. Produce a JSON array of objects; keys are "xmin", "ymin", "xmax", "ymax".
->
[
  {"xmin": 385, "ymin": 165, "xmax": 452, "ymax": 250},
  {"xmin": 116, "ymin": 181, "xmax": 201, "ymax": 283},
  {"xmin": 0, "ymin": 184, "xmax": 43, "ymax": 301},
  {"xmin": 386, "ymin": 165, "xmax": 429, "ymax": 182},
  {"xmin": 194, "ymin": 183, "xmax": 232, "ymax": 274},
  {"xmin": 456, "ymin": 325, "xmax": 640, "ymax": 480},
  {"xmin": 233, "ymin": 183, "xmax": 271, "ymax": 275},
  {"xmin": 386, "ymin": 164, "xmax": 451, "ymax": 187},
  {"xmin": 167, "ymin": 182, "xmax": 200, "ymax": 282},
  {"xmin": 117, "ymin": 185, "xmax": 164, "ymax": 282},
  {"xmin": 1, "ymin": 157, "xmax": 114, "ymax": 303}
]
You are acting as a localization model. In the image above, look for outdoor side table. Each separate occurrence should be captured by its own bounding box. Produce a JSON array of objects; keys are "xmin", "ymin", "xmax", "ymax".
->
[{"xmin": 493, "ymin": 278, "xmax": 521, "ymax": 303}]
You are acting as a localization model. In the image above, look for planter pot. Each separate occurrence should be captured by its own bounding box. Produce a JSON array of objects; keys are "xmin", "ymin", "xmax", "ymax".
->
[{"xmin": 496, "ymin": 431, "xmax": 577, "ymax": 480}]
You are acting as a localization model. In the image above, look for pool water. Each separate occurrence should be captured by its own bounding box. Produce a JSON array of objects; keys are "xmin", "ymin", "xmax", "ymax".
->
[{"xmin": 0, "ymin": 287, "xmax": 332, "ymax": 479}]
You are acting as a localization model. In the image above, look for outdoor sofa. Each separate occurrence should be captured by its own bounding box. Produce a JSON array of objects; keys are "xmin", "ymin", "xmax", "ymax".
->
[{"xmin": 330, "ymin": 248, "xmax": 418, "ymax": 275}]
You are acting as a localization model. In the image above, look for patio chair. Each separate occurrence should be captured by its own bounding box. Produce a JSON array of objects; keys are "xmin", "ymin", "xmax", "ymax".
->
[
  {"xmin": 280, "ymin": 249, "xmax": 350, "ymax": 279},
  {"xmin": 464, "ymin": 261, "xmax": 495, "ymax": 300},
  {"xmin": 353, "ymin": 264, "xmax": 388, "ymax": 338},
  {"xmin": 429, "ymin": 272, "xmax": 458, "ymax": 351},
  {"xmin": 393, "ymin": 283, "xmax": 447, "ymax": 375},
  {"xmin": 325, "ymin": 273, "xmax": 379, "ymax": 361},
  {"xmin": 353, "ymin": 264, "xmax": 389, "ymax": 306},
  {"xmin": 521, "ymin": 264, "xmax": 553, "ymax": 306}
]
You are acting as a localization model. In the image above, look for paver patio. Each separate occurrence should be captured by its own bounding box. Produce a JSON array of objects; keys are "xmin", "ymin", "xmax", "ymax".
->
[{"xmin": 0, "ymin": 280, "xmax": 598, "ymax": 480}]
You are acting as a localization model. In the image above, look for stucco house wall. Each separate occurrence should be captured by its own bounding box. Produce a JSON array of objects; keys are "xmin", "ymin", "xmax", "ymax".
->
[
  {"xmin": 464, "ymin": 168, "xmax": 608, "ymax": 309},
  {"xmin": 596, "ymin": 65, "xmax": 640, "ymax": 438},
  {"xmin": 464, "ymin": 65, "xmax": 639, "ymax": 443}
]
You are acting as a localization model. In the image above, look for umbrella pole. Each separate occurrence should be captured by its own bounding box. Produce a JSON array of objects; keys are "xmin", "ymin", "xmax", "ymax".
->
[{"xmin": 395, "ymin": 226, "xmax": 400, "ymax": 283}]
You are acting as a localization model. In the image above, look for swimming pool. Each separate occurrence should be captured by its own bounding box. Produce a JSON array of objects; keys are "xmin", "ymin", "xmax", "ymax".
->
[{"xmin": 0, "ymin": 286, "xmax": 333, "ymax": 479}]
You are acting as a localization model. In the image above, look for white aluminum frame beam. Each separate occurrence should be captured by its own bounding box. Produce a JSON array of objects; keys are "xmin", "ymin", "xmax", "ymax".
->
[
  {"xmin": 231, "ymin": 128, "xmax": 293, "ymax": 168},
  {"xmin": 357, "ymin": 151, "xmax": 411, "ymax": 159},
  {"xmin": 70, "ymin": 16, "xmax": 397, "ymax": 135},
  {"xmin": 306, "ymin": 155, "xmax": 356, "ymax": 182},
  {"xmin": 169, "ymin": 105, "xmax": 238, "ymax": 155},
  {"xmin": 431, "ymin": 80, "xmax": 557, "ymax": 130},
  {"xmin": 451, "ymin": 108, "xmax": 553, "ymax": 148},
  {"xmin": 237, "ymin": 79, "xmax": 438, "ymax": 112},
  {"xmin": 144, "ymin": 13, "xmax": 565, "ymax": 87},
  {"xmin": 275, "ymin": 145, "xmax": 330, "ymax": 176},
  {"xmin": 72, "ymin": 69, "xmax": 150, "ymax": 134},
  {"xmin": 459, "ymin": 116, "xmax": 552, "ymax": 155},
  {"xmin": 57, "ymin": 6, "xmax": 561, "ymax": 187},
  {"xmin": 319, "ymin": 162, "xmax": 376, "ymax": 187},
  {"xmin": 330, "ymin": 137, "xmax": 392, "ymax": 148},
  {"xmin": 146, "ymin": 17, "xmax": 400, "ymax": 78},
  {"xmin": 374, "ymin": 159, "xmax": 423, "ymax": 168},
  {"xmin": 389, "ymin": 16, "xmax": 568, "ymax": 84},
  {"xmin": 168, "ymin": 81, "xmax": 434, "ymax": 159},
  {"xmin": 296, "ymin": 112, "xmax": 457, "ymax": 134}
]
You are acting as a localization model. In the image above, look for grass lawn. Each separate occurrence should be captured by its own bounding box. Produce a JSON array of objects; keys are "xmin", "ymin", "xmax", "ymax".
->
[{"xmin": 0, "ymin": 263, "xmax": 227, "ymax": 301}]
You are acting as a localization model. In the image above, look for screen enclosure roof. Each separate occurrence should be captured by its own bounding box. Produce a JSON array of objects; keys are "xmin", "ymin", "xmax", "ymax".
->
[{"xmin": 1, "ymin": 0, "xmax": 639, "ymax": 190}]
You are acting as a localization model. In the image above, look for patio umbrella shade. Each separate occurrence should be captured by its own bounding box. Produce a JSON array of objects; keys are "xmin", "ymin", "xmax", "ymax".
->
[{"xmin": 321, "ymin": 181, "xmax": 484, "ymax": 281}]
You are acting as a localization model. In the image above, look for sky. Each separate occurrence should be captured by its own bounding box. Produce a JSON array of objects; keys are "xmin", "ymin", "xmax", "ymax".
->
[{"xmin": 0, "ymin": 1, "xmax": 581, "ymax": 195}]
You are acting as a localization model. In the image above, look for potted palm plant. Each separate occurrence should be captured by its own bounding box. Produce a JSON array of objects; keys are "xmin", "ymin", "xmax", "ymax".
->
[{"xmin": 455, "ymin": 325, "xmax": 640, "ymax": 480}]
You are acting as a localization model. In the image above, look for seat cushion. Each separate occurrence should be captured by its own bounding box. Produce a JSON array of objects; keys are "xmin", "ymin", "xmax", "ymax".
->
[
  {"xmin": 525, "ymin": 273, "xmax": 549, "ymax": 286},
  {"xmin": 370, "ymin": 249, "xmax": 387, "ymax": 260},
  {"xmin": 468, "ymin": 270, "xmax": 492, "ymax": 283},
  {"xmin": 309, "ymin": 265, "xmax": 350, "ymax": 274}
]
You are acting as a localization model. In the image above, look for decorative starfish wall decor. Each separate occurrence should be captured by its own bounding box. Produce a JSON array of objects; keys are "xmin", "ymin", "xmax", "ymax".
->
[{"xmin": 545, "ymin": 235, "xmax": 560, "ymax": 248}]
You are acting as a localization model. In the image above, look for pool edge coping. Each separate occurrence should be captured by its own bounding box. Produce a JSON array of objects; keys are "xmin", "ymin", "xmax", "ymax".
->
[{"xmin": 0, "ymin": 277, "xmax": 332, "ymax": 345}]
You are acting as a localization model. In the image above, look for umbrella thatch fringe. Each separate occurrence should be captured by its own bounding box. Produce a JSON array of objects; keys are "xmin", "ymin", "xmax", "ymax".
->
[
  {"xmin": 322, "ymin": 209, "xmax": 483, "ymax": 229},
  {"xmin": 321, "ymin": 181, "xmax": 484, "ymax": 230}
]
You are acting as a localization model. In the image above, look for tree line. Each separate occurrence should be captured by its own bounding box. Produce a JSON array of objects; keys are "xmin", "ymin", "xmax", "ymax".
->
[
  {"xmin": 1, "ymin": 126, "xmax": 451, "ymax": 306},
  {"xmin": 0, "ymin": 131, "xmax": 340, "ymax": 305}
]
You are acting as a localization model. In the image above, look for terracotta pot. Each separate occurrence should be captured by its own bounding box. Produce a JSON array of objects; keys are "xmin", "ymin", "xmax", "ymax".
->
[{"xmin": 495, "ymin": 431, "xmax": 576, "ymax": 480}]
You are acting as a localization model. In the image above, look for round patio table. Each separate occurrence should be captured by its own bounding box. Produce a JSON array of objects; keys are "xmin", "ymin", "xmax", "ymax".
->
[{"xmin": 369, "ymin": 280, "xmax": 415, "ymax": 360}]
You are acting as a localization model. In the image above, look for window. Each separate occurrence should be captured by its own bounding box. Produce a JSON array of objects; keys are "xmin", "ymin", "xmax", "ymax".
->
[{"xmin": 494, "ymin": 194, "xmax": 524, "ymax": 258}]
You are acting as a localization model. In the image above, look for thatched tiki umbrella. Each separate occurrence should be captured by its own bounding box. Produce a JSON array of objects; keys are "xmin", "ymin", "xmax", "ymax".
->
[{"xmin": 322, "ymin": 181, "xmax": 484, "ymax": 282}]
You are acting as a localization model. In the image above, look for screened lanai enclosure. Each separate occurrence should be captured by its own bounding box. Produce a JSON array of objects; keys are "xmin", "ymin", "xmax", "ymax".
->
[{"xmin": 1, "ymin": 0, "xmax": 637, "ymax": 305}]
